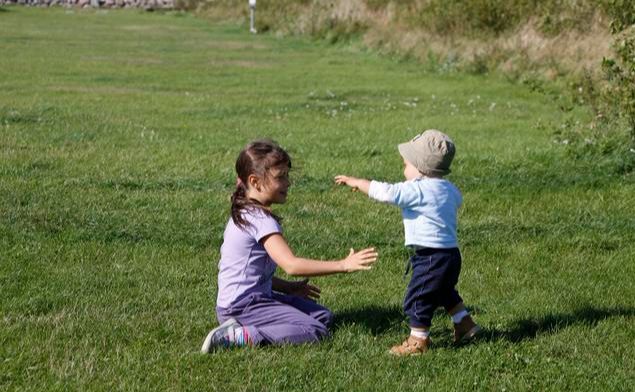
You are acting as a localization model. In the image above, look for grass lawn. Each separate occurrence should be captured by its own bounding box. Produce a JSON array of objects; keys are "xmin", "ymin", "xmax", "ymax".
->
[{"xmin": 1, "ymin": 5, "xmax": 634, "ymax": 391}]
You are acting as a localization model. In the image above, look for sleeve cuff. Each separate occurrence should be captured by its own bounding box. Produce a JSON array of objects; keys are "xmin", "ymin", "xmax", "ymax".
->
[{"xmin": 368, "ymin": 180, "xmax": 393, "ymax": 203}]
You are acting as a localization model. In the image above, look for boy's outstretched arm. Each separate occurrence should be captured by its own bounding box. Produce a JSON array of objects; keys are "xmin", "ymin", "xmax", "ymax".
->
[{"xmin": 334, "ymin": 175, "xmax": 370, "ymax": 195}]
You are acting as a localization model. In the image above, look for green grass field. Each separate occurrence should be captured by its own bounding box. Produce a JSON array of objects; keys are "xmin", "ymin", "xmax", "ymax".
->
[{"xmin": 1, "ymin": 6, "xmax": 634, "ymax": 391}]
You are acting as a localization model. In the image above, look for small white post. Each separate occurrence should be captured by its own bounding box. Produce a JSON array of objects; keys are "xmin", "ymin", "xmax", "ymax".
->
[{"xmin": 249, "ymin": 0, "xmax": 257, "ymax": 34}]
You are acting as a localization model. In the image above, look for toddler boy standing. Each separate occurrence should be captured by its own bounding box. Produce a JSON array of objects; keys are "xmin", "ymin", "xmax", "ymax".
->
[{"xmin": 335, "ymin": 130, "xmax": 480, "ymax": 355}]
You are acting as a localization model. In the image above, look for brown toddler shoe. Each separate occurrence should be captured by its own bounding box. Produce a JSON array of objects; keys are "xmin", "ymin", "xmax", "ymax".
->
[
  {"xmin": 453, "ymin": 315, "xmax": 481, "ymax": 344},
  {"xmin": 389, "ymin": 335, "xmax": 431, "ymax": 356}
]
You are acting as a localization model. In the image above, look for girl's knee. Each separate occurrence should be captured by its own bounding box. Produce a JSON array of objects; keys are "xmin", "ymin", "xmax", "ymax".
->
[
  {"xmin": 313, "ymin": 322, "xmax": 331, "ymax": 340},
  {"xmin": 318, "ymin": 309, "xmax": 334, "ymax": 328},
  {"xmin": 307, "ymin": 312, "xmax": 332, "ymax": 340}
]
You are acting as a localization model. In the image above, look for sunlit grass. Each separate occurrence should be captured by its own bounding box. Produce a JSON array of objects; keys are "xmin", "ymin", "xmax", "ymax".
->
[{"xmin": 1, "ymin": 6, "xmax": 634, "ymax": 391}]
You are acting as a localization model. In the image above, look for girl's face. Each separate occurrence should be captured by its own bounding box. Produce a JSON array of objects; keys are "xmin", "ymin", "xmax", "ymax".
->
[
  {"xmin": 252, "ymin": 165, "xmax": 290, "ymax": 206},
  {"xmin": 403, "ymin": 158, "xmax": 421, "ymax": 180}
]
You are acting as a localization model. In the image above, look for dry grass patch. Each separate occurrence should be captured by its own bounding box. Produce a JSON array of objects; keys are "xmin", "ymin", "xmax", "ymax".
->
[
  {"xmin": 197, "ymin": 0, "xmax": 614, "ymax": 80},
  {"xmin": 363, "ymin": 14, "xmax": 610, "ymax": 78},
  {"xmin": 48, "ymin": 85, "xmax": 149, "ymax": 95},
  {"xmin": 203, "ymin": 40, "xmax": 269, "ymax": 50}
]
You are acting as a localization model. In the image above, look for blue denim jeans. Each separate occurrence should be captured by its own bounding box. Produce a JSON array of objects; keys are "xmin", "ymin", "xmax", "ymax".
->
[{"xmin": 403, "ymin": 247, "xmax": 463, "ymax": 328}]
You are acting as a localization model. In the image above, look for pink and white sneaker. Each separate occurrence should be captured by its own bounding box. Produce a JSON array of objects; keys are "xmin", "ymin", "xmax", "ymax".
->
[{"xmin": 201, "ymin": 318, "xmax": 250, "ymax": 353}]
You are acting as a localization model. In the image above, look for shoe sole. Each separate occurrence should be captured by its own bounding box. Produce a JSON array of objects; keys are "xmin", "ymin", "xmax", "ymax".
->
[{"xmin": 200, "ymin": 317, "xmax": 238, "ymax": 353}]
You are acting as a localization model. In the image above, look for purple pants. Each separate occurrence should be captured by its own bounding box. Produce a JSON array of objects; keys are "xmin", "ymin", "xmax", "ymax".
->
[{"xmin": 216, "ymin": 292, "xmax": 333, "ymax": 346}]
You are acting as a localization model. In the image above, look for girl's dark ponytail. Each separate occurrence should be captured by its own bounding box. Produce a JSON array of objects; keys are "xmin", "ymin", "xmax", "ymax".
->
[{"xmin": 231, "ymin": 178, "xmax": 249, "ymax": 229}]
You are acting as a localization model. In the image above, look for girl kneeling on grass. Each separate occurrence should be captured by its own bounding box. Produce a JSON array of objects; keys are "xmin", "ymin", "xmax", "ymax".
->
[{"xmin": 201, "ymin": 139, "xmax": 378, "ymax": 352}]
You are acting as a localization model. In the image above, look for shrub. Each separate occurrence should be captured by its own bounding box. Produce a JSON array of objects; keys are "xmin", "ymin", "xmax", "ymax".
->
[
  {"xmin": 554, "ymin": 12, "xmax": 635, "ymax": 174},
  {"xmin": 404, "ymin": 0, "xmax": 524, "ymax": 36},
  {"xmin": 602, "ymin": 23, "xmax": 635, "ymax": 142},
  {"xmin": 604, "ymin": 0, "xmax": 635, "ymax": 34}
]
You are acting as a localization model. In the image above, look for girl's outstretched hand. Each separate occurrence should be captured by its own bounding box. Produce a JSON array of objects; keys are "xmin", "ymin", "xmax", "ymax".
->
[
  {"xmin": 287, "ymin": 278, "xmax": 321, "ymax": 301},
  {"xmin": 341, "ymin": 247, "xmax": 378, "ymax": 272}
]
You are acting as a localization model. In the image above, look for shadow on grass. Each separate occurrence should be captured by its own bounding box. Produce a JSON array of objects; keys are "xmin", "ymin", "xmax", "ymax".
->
[
  {"xmin": 333, "ymin": 304, "xmax": 403, "ymax": 335},
  {"xmin": 333, "ymin": 305, "xmax": 635, "ymax": 343},
  {"xmin": 333, "ymin": 304, "xmax": 488, "ymax": 335},
  {"xmin": 484, "ymin": 305, "xmax": 635, "ymax": 343}
]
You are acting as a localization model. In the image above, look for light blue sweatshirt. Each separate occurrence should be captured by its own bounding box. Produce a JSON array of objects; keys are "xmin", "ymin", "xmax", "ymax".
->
[{"xmin": 368, "ymin": 177, "xmax": 462, "ymax": 249}]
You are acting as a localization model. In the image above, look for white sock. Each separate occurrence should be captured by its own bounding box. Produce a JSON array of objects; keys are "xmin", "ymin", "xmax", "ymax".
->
[
  {"xmin": 452, "ymin": 310, "xmax": 469, "ymax": 324},
  {"xmin": 410, "ymin": 329, "xmax": 430, "ymax": 339}
]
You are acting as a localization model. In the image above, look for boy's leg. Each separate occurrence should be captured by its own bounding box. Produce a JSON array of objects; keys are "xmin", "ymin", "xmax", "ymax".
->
[
  {"xmin": 446, "ymin": 302, "xmax": 466, "ymax": 317},
  {"xmin": 229, "ymin": 293, "xmax": 332, "ymax": 345},
  {"xmin": 437, "ymin": 250, "xmax": 481, "ymax": 343},
  {"xmin": 438, "ymin": 248, "xmax": 467, "ymax": 316},
  {"xmin": 395, "ymin": 249, "xmax": 464, "ymax": 353},
  {"xmin": 446, "ymin": 299, "xmax": 481, "ymax": 343},
  {"xmin": 403, "ymin": 251, "xmax": 454, "ymax": 328},
  {"xmin": 449, "ymin": 307, "xmax": 480, "ymax": 343},
  {"xmin": 391, "ymin": 253, "xmax": 443, "ymax": 355}
]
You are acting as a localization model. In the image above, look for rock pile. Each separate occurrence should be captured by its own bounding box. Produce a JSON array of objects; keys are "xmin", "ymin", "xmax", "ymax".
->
[{"xmin": 0, "ymin": 0, "xmax": 175, "ymax": 9}]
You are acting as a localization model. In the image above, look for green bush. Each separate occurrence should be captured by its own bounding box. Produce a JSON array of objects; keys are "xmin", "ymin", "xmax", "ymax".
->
[
  {"xmin": 536, "ymin": 0, "xmax": 599, "ymax": 35},
  {"xmin": 417, "ymin": 0, "xmax": 524, "ymax": 36},
  {"xmin": 555, "ymin": 12, "xmax": 635, "ymax": 174},
  {"xmin": 602, "ymin": 0, "xmax": 635, "ymax": 142},
  {"xmin": 394, "ymin": 0, "xmax": 606, "ymax": 37},
  {"xmin": 605, "ymin": 0, "xmax": 635, "ymax": 34},
  {"xmin": 602, "ymin": 27, "xmax": 635, "ymax": 140},
  {"xmin": 184, "ymin": 0, "xmax": 622, "ymax": 39}
]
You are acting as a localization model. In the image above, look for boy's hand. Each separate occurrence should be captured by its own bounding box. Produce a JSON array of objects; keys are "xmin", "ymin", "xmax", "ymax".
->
[
  {"xmin": 334, "ymin": 175, "xmax": 356, "ymax": 188},
  {"xmin": 334, "ymin": 175, "xmax": 371, "ymax": 195},
  {"xmin": 341, "ymin": 247, "xmax": 378, "ymax": 273},
  {"xmin": 287, "ymin": 278, "xmax": 321, "ymax": 301}
]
